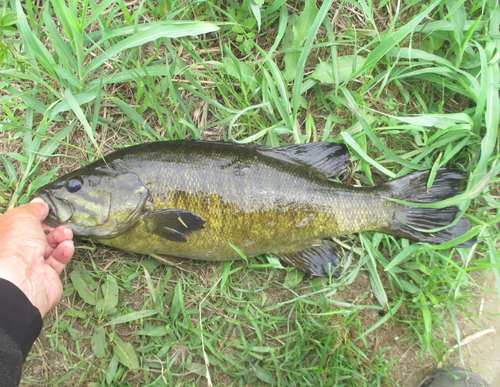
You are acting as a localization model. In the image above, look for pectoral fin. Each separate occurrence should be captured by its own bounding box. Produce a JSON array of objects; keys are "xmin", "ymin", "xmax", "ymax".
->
[
  {"xmin": 142, "ymin": 209, "xmax": 205, "ymax": 242},
  {"xmin": 270, "ymin": 240, "xmax": 340, "ymax": 277}
]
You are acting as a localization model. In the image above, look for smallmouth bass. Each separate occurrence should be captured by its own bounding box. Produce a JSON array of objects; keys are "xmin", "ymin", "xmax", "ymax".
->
[{"xmin": 37, "ymin": 141, "xmax": 476, "ymax": 276}]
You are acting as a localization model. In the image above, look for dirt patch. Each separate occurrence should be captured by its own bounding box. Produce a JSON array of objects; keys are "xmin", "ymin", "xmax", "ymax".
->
[
  {"xmin": 401, "ymin": 272, "xmax": 500, "ymax": 387},
  {"xmin": 446, "ymin": 273, "xmax": 499, "ymax": 384}
]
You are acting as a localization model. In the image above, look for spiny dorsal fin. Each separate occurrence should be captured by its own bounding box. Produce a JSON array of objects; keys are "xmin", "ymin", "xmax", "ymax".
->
[{"xmin": 258, "ymin": 142, "xmax": 349, "ymax": 178}]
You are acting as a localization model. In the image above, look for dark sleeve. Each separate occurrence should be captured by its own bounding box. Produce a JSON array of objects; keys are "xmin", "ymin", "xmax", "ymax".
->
[{"xmin": 0, "ymin": 278, "xmax": 43, "ymax": 387}]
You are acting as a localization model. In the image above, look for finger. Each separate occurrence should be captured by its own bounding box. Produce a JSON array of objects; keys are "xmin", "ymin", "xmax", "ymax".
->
[
  {"xmin": 0, "ymin": 201, "xmax": 48, "ymax": 255},
  {"xmin": 46, "ymin": 226, "xmax": 73, "ymax": 250},
  {"xmin": 2, "ymin": 200, "xmax": 49, "ymax": 225},
  {"xmin": 45, "ymin": 240, "xmax": 74, "ymax": 275},
  {"xmin": 42, "ymin": 224, "xmax": 55, "ymax": 233},
  {"xmin": 18, "ymin": 198, "xmax": 50, "ymax": 222}
]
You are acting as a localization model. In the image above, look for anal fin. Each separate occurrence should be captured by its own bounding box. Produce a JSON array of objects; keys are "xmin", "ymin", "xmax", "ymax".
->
[{"xmin": 270, "ymin": 240, "xmax": 340, "ymax": 277}]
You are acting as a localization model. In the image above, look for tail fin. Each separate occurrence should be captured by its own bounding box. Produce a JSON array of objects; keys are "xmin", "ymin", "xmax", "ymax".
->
[{"xmin": 381, "ymin": 169, "xmax": 476, "ymax": 247}]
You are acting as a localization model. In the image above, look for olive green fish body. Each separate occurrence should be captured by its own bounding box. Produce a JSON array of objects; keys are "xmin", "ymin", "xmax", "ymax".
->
[
  {"xmin": 92, "ymin": 141, "xmax": 388, "ymax": 260},
  {"xmin": 38, "ymin": 141, "xmax": 476, "ymax": 276}
]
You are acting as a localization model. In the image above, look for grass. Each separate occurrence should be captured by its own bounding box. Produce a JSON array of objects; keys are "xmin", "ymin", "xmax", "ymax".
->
[{"xmin": 0, "ymin": 0, "xmax": 499, "ymax": 385}]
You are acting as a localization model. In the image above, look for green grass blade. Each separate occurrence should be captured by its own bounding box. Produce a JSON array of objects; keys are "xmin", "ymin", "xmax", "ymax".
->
[
  {"xmin": 291, "ymin": 0, "xmax": 335, "ymax": 132},
  {"xmin": 357, "ymin": 0, "xmax": 442, "ymax": 75},
  {"xmin": 84, "ymin": 22, "xmax": 219, "ymax": 75},
  {"xmin": 342, "ymin": 131, "xmax": 396, "ymax": 178},
  {"xmin": 65, "ymin": 89, "xmax": 98, "ymax": 149},
  {"xmin": 110, "ymin": 97, "xmax": 160, "ymax": 141}
]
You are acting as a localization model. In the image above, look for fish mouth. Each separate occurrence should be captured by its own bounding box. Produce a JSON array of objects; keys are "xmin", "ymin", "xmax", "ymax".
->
[{"xmin": 37, "ymin": 191, "xmax": 74, "ymax": 225}]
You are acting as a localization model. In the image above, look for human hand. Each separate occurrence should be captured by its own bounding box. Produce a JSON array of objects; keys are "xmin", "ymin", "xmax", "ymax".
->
[{"xmin": 0, "ymin": 198, "xmax": 74, "ymax": 317}]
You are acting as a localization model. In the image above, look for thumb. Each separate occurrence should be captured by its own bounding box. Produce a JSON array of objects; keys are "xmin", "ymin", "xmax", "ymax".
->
[{"xmin": 24, "ymin": 197, "xmax": 50, "ymax": 222}]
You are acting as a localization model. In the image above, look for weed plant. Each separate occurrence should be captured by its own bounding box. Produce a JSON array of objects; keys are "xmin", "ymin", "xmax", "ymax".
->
[{"xmin": 0, "ymin": 0, "xmax": 499, "ymax": 386}]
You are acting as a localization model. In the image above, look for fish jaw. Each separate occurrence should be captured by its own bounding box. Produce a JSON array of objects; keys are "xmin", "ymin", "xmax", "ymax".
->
[{"xmin": 37, "ymin": 191, "xmax": 74, "ymax": 226}]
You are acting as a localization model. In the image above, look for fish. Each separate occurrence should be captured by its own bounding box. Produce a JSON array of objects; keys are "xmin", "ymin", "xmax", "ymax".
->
[{"xmin": 36, "ymin": 140, "xmax": 476, "ymax": 276}]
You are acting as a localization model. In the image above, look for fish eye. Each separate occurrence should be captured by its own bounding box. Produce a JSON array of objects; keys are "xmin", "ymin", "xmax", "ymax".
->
[{"xmin": 66, "ymin": 178, "xmax": 83, "ymax": 193}]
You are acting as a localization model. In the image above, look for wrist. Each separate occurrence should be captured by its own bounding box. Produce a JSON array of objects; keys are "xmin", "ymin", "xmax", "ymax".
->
[
  {"xmin": 0, "ymin": 278, "xmax": 44, "ymax": 359},
  {"xmin": 0, "ymin": 255, "xmax": 55, "ymax": 317}
]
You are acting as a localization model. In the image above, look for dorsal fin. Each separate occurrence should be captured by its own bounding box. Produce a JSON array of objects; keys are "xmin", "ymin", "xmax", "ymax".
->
[{"xmin": 258, "ymin": 142, "xmax": 349, "ymax": 178}]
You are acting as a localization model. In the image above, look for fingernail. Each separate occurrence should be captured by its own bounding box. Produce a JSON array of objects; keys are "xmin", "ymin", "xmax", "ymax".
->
[{"xmin": 30, "ymin": 197, "xmax": 46, "ymax": 204}]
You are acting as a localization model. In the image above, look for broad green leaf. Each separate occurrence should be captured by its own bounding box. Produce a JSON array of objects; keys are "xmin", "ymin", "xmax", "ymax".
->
[
  {"xmin": 292, "ymin": 0, "xmax": 318, "ymax": 48},
  {"xmin": 380, "ymin": 112, "xmax": 472, "ymax": 130},
  {"xmin": 284, "ymin": 269, "xmax": 305, "ymax": 287},
  {"xmin": 70, "ymin": 265, "xmax": 97, "ymax": 305},
  {"xmin": 135, "ymin": 325, "xmax": 169, "ymax": 337},
  {"xmin": 253, "ymin": 364, "xmax": 274, "ymax": 384},
  {"xmin": 105, "ymin": 353, "xmax": 119, "ymax": 384},
  {"xmin": 417, "ymin": 20, "xmax": 486, "ymax": 33},
  {"xmin": 398, "ymin": 279, "xmax": 421, "ymax": 294},
  {"xmin": 113, "ymin": 335, "xmax": 139, "ymax": 370},
  {"xmin": 170, "ymin": 281, "xmax": 184, "ymax": 321},
  {"xmin": 105, "ymin": 310, "xmax": 158, "ymax": 326},
  {"xmin": 91, "ymin": 326, "xmax": 107, "ymax": 358},
  {"xmin": 6, "ymin": 152, "xmax": 29, "ymax": 164},
  {"xmin": 284, "ymin": 0, "xmax": 318, "ymax": 82},
  {"xmin": 102, "ymin": 275, "xmax": 119, "ymax": 317},
  {"xmin": 220, "ymin": 260, "xmax": 232, "ymax": 291},
  {"xmin": 82, "ymin": 19, "xmax": 213, "ymax": 44},
  {"xmin": 65, "ymin": 310, "xmax": 87, "ymax": 319},
  {"xmin": 223, "ymin": 58, "xmax": 258, "ymax": 86},
  {"xmin": 311, "ymin": 56, "xmax": 367, "ymax": 84},
  {"xmin": 141, "ymin": 258, "xmax": 161, "ymax": 273}
]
